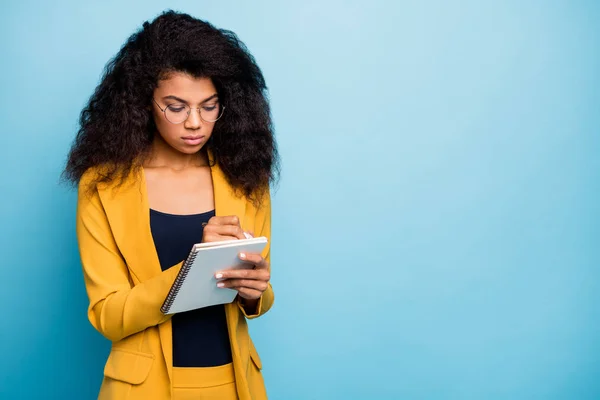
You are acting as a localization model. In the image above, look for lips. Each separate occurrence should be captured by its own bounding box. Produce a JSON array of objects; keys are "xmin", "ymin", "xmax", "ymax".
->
[{"xmin": 182, "ymin": 135, "xmax": 205, "ymax": 146}]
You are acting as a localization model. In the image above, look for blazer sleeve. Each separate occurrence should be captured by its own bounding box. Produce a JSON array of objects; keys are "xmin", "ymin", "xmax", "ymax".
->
[
  {"xmin": 76, "ymin": 175, "xmax": 181, "ymax": 342},
  {"xmin": 237, "ymin": 188, "xmax": 275, "ymax": 318}
]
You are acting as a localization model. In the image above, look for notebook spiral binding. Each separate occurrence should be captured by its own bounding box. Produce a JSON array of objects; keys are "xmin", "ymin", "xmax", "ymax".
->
[{"xmin": 160, "ymin": 248, "xmax": 198, "ymax": 314}]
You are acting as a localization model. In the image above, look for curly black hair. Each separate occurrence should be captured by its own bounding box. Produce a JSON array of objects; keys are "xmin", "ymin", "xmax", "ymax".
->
[{"xmin": 63, "ymin": 10, "xmax": 279, "ymax": 201}]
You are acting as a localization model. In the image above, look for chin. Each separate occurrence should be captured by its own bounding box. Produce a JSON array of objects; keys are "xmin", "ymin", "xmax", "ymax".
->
[{"xmin": 178, "ymin": 143, "xmax": 205, "ymax": 154}]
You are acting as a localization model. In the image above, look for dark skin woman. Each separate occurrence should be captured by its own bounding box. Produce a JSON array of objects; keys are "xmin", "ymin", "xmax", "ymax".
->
[{"xmin": 64, "ymin": 10, "xmax": 279, "ymax": 400}]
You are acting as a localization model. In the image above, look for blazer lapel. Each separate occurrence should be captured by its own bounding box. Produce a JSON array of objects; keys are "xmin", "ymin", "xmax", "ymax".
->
[{"xmin": 96, "ymin": 168, "xmax": 162, "ymax": 283}]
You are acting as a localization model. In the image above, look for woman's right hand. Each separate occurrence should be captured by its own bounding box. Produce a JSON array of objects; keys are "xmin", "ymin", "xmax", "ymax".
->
[{"xmin": 202, "ymin": 215, "xmax": 248, "ymax": 243}]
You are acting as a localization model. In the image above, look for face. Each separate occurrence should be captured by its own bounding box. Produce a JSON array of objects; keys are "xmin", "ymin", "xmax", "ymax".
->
[{"xmin": 151, "ymin": 72, "xmax": 221, "ymax": 154}]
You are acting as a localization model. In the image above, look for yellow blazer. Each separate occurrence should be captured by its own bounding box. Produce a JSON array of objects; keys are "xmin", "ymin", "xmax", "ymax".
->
[{"xmin": 76, "ymin": 158, "xmax": 274, "ymax": 400}]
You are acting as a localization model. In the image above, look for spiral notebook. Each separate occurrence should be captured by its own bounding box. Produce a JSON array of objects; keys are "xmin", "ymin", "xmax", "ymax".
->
[{"xmin": 160, "ymin": 236, "xmax": 268, "ymax": 314}]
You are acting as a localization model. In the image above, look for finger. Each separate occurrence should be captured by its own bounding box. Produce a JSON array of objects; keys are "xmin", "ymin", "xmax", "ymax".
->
[
  {"xmin": 206, "ymin": 215, "xmax": 241, "ymax": 227},
  {"xmin": 235, "ymin": 287, "xmax": 263, "ymax": 300},
  {"xmin": 218, "ymin": 278, "xmax": 269, "ymax": 292},
  {"xmin": 205, "ymin": 224, "xmax": 246, "ymax": 240},
  {"xmin": 216, "ymin": 268, "xmax": 270, "ymax": 281},
  {"xmin": 239, "ymin": 252, "xmax": 269, "ymax": 269},
  {"xmin": 202, "ymin": 232, "xmax": 241, "ymax": 243}
]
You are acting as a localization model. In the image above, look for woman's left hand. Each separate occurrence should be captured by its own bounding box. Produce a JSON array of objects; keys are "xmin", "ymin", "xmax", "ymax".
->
[{"xmin": 215, "ymin": 252, "xmax": 270, "ymax": 300}]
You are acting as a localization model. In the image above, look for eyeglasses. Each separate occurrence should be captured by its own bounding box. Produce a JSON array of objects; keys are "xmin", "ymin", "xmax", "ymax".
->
[{"xmin": 152, "ymin": 98, "xmax": 225, "ymax": 124}]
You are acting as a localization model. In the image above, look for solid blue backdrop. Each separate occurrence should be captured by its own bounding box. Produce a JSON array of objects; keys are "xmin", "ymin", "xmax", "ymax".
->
[{"xmin": 0, "ymin": 1, "xmax": 598, "ymax": 399}]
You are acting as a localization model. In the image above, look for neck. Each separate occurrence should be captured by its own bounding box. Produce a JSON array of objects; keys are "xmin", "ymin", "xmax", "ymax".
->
[{"xmin": 145, "ymin": 134, "xmax": 209, "ymax": 170}]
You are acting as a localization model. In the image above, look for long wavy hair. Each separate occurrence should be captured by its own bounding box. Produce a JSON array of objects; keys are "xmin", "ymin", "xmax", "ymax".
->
[{"xmin": 63, "ymin": 10, "xmax": 279, "ymax": 202}]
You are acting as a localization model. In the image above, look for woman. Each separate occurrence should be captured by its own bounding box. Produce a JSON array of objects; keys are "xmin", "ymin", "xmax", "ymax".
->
[{"xmin": 64, "ymin": 10, "xmax": 278, "ymax": 400}]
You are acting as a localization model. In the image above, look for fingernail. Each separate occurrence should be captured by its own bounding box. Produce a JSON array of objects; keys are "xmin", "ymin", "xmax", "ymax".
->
[
  {"xmin": 217, "ymin": 282, "xmax": 225, "ymax": 288},
  {"xmin": 215, "ymin": 273, "xmax": 223, "ymax": 279},
  {"xmin": 239, "ymin": 253, "xmax": 246, "ymax": 259}
]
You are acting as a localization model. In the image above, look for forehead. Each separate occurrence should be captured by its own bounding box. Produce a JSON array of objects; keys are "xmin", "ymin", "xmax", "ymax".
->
[{"xmin": 155, "ymin": 72, "xmax": 217, "ymax": 99}]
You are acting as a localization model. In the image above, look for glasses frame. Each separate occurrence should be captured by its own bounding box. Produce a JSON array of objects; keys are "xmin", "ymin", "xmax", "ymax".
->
[{"xmin": 152, "ymin": 98, "xmax": 225, "ymax": 124}]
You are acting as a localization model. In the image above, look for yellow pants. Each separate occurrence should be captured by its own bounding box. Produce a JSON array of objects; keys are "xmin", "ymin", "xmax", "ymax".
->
[{"xmin": 172, "ymin": 363, "xmax": 238, "ymax": 400}]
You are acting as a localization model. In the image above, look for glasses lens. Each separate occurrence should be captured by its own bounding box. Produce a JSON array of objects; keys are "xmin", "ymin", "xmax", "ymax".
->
[
  {"xmin": 165, "ymin": 104, "xmax": 190, "ymax": 124},
  {"xmin": 200, "ymin": 103, "xmax": 224, "ymax": 122}
]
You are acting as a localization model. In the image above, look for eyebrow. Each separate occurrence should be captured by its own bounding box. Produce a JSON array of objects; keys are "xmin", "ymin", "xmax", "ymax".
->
[{"xmin": 161, "ymin": 94, "xmax": 218, "ymax": 104}]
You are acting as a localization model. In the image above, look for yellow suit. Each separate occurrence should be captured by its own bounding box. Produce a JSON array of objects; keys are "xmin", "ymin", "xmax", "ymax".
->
[{"xmin": 76, "ymin": 158, "xmax": 273, "ymax": 400}]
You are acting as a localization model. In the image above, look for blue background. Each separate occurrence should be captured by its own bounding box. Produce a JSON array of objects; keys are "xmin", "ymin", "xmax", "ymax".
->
[{"xmin": 1, "ymin": 1, "xmax": 598, "ymax": 399}]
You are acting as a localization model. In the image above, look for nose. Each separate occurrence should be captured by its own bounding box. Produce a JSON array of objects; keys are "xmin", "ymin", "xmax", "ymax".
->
[{"xmin": 184, "ymin": 108, "xmax": 202, "ymax": 129}]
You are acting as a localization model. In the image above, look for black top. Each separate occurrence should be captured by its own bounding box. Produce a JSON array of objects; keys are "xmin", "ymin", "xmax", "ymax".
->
[{"xmin": 150, "ymin": 208, "xmax": 233, "ymax": 367}]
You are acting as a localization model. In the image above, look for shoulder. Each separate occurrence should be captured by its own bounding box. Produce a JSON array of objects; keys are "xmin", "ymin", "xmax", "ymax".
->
[
  {"xmin": 77, "ymin": 165, "xmax": 141, "ymax": 221},
  {"xmin": 78, "ymin": 164, "xmax": 139, "ymax": 195},
  {"xmin": 244, "ymin": 185, "xmax": 271, "ymax": 213},
  {"xmin": 78, "ymin": 166, "xmax": 101, "ymax": 190},
  {"xmin": 244, "ymin": 186, "xmax": 271, "ymax": 234},
  {"xmin": 77, "ymin": 166, "xmax": 104, "ymax": 203},
  {"xmin": 77, "ymin": 165, "xmax": 141, "ymax": 219}
]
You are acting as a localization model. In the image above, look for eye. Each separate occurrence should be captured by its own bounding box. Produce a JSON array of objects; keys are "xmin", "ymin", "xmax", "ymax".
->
[
  {"xmin": 167, "ymin": 104, "xmax": 187, "ymax": 113},
  {"xmin": 203, "ymin": 102, "xmax": 219, "ymax": 111}
]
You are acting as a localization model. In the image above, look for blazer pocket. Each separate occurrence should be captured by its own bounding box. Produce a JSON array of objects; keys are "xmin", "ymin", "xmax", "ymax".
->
[
  {"xmin": 249, "ymin": 340, "xmax": 263, "ymax": 370},
  {"xmin": 104, "ymin": 348, "xmax": 155, "ymax": 385}
]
